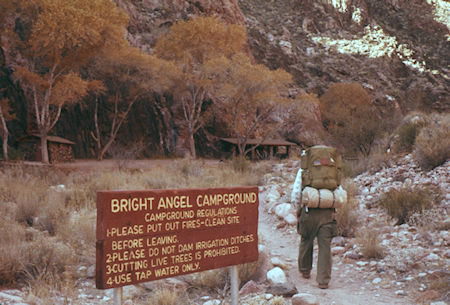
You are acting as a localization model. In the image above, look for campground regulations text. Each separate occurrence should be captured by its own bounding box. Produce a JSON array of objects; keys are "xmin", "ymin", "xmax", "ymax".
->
[{"xmin": 96, "ymin": 186, "xmax": 259, "ymax": 289}]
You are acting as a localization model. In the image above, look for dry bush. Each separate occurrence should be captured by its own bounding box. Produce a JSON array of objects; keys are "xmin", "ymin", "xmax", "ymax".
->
[
  {"xmin": 269, "ymin": 296, "xmax": 288, "ymax": 305},
  {"xmin": 229, "ymin": 156, "xmax": 252, "ymax": 172},
  {"xmin": 184, "ymin": 268, "xmax": 228, "ymax": 290},
  {"xmin": 146, "ymin": 288, "xmax": 186, "ymax": 305},
  {"xmin": 283, "ymin": 93, "xmax": 325, "ymax": 147},
  {"xmin": 0, "ymin": 216, "xmax": 74, "ymax": 287},
  {"xmin": 335, "ymin": 200, "xmax": 358, "ymax": 237},
  {"xmin": 408, "ymin": 206, "xmax": 448, "ymax": 232},
  {"xmin": 58, "ymin": 208, "xmax": 96, "ymax": 255},
  {"xmin": 356, "ymin": 228, "xmax": 385, "ymax": 259},
  {"xmin": 341, "ymin": 157, "xmax": 368, "ymax": 178},
  {"xmin": 429, "ymin": 275, "xmax": 450, "ymax": 299},
  {"xmin": 0, "ymin": 161, "xmax": 272, "ymax": 294},
  {"xmin": 21, "ymin": 233, "xmax": 75, "ymax": 286},
  {"xmin": 319, "ymin": 82, "xmax": 381, "ymax": 156},
  {"xmin": 238, "ymin": 250, "xmax": 268, "ymax": 284},
  {"xmin": 377, "ymin": 186, "xmax": 436, "ymax": 225},
  {"xmin": 35, "ymin": 191, "xmax": 69, "ymax": 235},
  {"xmin": 335, "ymin": 179, "xmax": 359, "ymax": 237},
  {"xmin": 389, "ymin": 111, "xmax": 427, "ymax": 154},
  {"xmin": 413, "ymin": 112, "xmax": 450, "ymax": 170},
  {"xmin": 109, "ymin": 141, "xmax": 145, "ymax": 171},
  {"xmin": 365, "ymin": 150, "xmax": 392, "ymax": 174},
  {"xmin": 0, "ymin": 216, "xmax": 28, "ymax": 285}
]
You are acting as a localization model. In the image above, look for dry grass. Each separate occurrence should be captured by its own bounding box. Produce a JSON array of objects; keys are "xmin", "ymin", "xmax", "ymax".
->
[
  {"xmin": 413, "ymin": 112, "xmax": 450, "ymax": 170},
  {"xmin": 334, "ymin": 179, "xmax": 359, "ymax": 237},
  {"xmin": 184, "ymin": 269, "xmax": 228, "ymax": 290},
  {"xmin": 377, "ymin": 186, "xmax": 436, "ymax": 225},
  {"xmin": 408, "ymin": 207, "xmax": 448, "ymax": 232},
  {"xmin": 0, "ymin": 159, "xmax": 271, "ymax": 294},
  {"xmin": 269, "ymin": 296, "xmax": 288, "ymax": 305},
  {"xmin": 390, "ymin": 111, "xmax": 427, "ymax": 154},
  {"xmin": 356, "ymin": 228, "xmax": 385, "ymax": 259},
  {"xmin": 146, "ymin": 288, "xmax": 187, "ymax": 305}
]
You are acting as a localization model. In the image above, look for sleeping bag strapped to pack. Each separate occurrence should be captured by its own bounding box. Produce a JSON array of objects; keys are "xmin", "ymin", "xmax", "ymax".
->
[{"xmin": 301, "ymin": 145, "xmax": 343, "ymax": 190}]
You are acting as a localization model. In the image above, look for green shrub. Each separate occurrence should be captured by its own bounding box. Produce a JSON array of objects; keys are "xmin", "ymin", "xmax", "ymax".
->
[
  {"xmin": 413, "ymin": 112, "xmax": 450, "ymax": 170},
  {"xmin": 378, "ymin": 186, "xmax": 435, "ymax": 225}
]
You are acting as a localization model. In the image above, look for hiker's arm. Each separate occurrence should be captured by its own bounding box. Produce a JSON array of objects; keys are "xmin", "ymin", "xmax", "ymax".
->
[{"xmin": 291, "ymin": 168, "xmax": 302, "ymax": 210}]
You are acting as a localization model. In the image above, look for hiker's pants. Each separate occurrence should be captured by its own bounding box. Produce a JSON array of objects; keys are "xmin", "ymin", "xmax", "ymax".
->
[{"xmin": 298, "ymin": 208, "xmax": 337, "ymax": 285}]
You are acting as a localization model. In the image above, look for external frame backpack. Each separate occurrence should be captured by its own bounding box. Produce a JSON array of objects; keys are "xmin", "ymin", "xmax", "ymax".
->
[{"xmin": 300, "ymin": 145, "xmax": 343, "ymax": 190}]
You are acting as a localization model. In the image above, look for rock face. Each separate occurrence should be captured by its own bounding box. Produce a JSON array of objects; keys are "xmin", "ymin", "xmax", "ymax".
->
[
  {"xmin": 3, "ymin": 0, "xmax": 449, "ymax": 158},
  {"xmin": 115, "ymin": 0, "xmax": 245, "ymax": 49}
]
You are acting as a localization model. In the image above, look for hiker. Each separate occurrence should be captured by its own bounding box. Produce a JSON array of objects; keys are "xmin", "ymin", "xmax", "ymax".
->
[{"xmin": 291, "ymin": 145, "xmax": 346, "ymax": 289}]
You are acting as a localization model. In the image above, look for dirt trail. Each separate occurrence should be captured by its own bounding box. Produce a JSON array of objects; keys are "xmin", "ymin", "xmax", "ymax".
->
[{"xmin": 258, "ymin": 193, "xmax": 415, "ymax": 305}]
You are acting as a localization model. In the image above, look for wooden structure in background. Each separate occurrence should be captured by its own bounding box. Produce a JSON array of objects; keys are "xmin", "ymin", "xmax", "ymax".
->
[
  {"xmin": 220, "ymin": 138, "xmax": 297, "ymax": 159},
  {"xmin": 17, "ymin": 134, "xmax": 75, "ymax": 163}
]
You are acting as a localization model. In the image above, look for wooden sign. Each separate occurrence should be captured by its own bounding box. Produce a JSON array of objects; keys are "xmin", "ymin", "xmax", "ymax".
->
[{"xmin": 96, "ymin": 186, "xmax": 259, "ymax": 289}]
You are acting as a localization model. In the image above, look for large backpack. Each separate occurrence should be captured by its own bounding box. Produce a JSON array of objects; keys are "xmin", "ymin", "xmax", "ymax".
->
[{"xmin": 301, "ymin": 145, "xmax": 342, "ymax": 190}]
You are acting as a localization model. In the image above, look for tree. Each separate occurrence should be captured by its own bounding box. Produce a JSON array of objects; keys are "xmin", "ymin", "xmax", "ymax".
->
[
  {"xmin": 0, "ymin": 96, "xmax": 15, "ymax": 160},
  {"xmin": 88, "ymin": 47, "xmax": 178, "ymax": 160},
  {"xmin": 319, "ymin": 82, "xmax": 379, "ymax": 156},
  {"xmin": 206, "ymin": 54, "xmax": 293, "ymax": 157},
  {"xmin": 12, "ymin": 0, "xmax": 128, "ymax": 163},
  {"xmin": 155, "ymin": 16, "xmax": 248, "ymax": 158}
]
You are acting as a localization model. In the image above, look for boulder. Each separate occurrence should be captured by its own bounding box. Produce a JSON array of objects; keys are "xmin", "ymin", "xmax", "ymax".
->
[
  {"xmin": 267, "ymin": 267, "xmax": 287, "ymax": 285},
  {"xmin": 292, "ymin": 293, "xmax": 319, "ymax": 305}
]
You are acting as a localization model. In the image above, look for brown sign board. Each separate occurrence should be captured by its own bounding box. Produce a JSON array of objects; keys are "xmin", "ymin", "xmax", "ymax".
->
[{"xmin": 96, "ymin": 186, "xmax": 259, "ymax": 289}]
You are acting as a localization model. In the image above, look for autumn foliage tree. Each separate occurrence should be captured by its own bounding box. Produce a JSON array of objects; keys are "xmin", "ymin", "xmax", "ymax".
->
[
  {"xmin": 87, "ymin": 47, "xmax": 178, "ymax": 160},
  {"xmin": 319, "ymin": 82, "xmax": 379, "ymax": 156},
  {"xmin": 155, "ymin": 16, "xmax": 248, "ymax": 158},
  {"xmin": 0, "ymin": 96, "xmax": 15, "ymax": 160},
  {"xmin": 206, "ymin": 54, "xmax": 293, "ymax": 157},
  {"xmin": 12, "ymin": 0, "xmax": 128, "ymax": 163}
]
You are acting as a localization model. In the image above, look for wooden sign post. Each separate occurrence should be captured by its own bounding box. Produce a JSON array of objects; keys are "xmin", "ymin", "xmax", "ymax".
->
[{"xmin": 96, "ymin": 186, "xmax": 259, "ymax": 303}]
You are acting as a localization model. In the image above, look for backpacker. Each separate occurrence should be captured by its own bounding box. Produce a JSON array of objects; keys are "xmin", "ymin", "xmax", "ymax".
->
[{"xmin": 301, "ymin": 145, "xmax": 342, "ymax": 190}]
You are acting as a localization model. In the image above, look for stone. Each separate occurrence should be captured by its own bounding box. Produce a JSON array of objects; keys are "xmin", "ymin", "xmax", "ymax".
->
[
  {"xmin": 344, "ymin": 251, "xmax": 362, "ymax": 260},
  {"xmin": 395, "ymin": 289, "xmax": 406, "ymax": 296},
  {"xmin": 426, "ymin": 253, "xmax": 440, "ymax": 261},
  {"xmin": 291, "ymin": 293, "xmax": 319, "ymax": 305},
  {"xmin": 77, "ymin": 266, "xmax": 88, "ymax": 278},
  {"xmin": 0, "ymin": 291, "xmax": 24, "ymax": 302},
  {"xmin": 332, "ymin": 236, "xmax": 346, "ymax": 247},
  {"xmin": 271, "ymin": 257, "xmax": 286, "ymax": 268},
  {"xmin": 203, "ymin": 300, "xmax": 220, "ymax": 305},
  {"xmin": 123, "ymin": 285, "xmax": 142, "ymax": 299},
  {"xmin": 266, "ymin": 282, "xmax": 297, "ymax": 297},
  {"xmin": 87, "ymin": 265, "xmax": 95, "ymax": 278},
  {"xmin": 275, "ymin": 203, "xmax": 292, "ymax": 219},
  {"xmin": 239, "ymin": 280, "xmax": 263, "ymax": 296},
  {"xmin": 267, "ymin": 267, "xmax": 287, "ymax": 285},
  {"xmin": 265, "ymin": 293, "xmax": 273, "ymax": 300},
  {"xmin": 372, "ymin": 278, "xmax": 382, "ymax": 284},
  {"xmin": 415, "ymin": 290, "xmax": 440, "ymax": 303},
  {"xmin": 284, "ymin": 213, "xmax": 298, "ymax": 225},
  {"xmin": 331, "ymin": 246, "xmax": 346, "ymax": 255}
]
